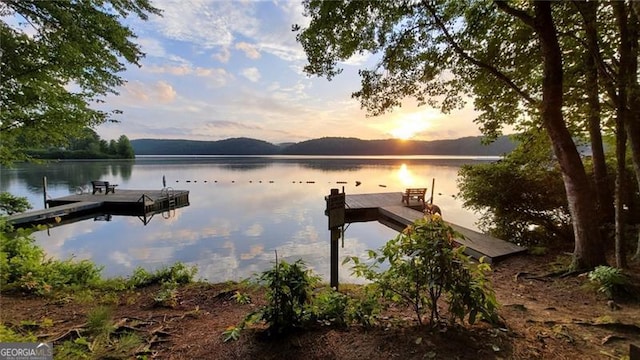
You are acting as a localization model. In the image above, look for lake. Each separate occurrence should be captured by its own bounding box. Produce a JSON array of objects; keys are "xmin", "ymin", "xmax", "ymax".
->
[{"xmin": 0, "ymin": 156, "xmax": 496, "ymax": 283}]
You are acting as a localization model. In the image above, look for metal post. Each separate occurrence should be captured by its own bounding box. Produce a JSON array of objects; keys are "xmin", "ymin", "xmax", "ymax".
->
[{"xmin": 43, "ymin": 176, "xmax": 48, "ymax": 209}]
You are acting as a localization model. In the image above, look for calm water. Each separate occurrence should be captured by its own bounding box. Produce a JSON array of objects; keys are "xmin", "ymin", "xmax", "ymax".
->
[{"xmin": 0, "ymin": 156, "xmax": 496, "ymax": 283}]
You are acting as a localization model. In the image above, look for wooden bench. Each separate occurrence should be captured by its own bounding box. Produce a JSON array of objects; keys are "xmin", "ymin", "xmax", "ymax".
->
[
  {"xmin": 402, "ymin": 188, "xmax": 427, "ymax": 206},
  {"xmin": 91, "ymin": 180, "xmax": 118, "ymax": 194}
]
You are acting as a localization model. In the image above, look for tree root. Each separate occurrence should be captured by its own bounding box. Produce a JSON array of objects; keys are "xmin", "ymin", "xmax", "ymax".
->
[{"xmin": 573, "ymin": 320, "xmax": 640, "ymax": 333}]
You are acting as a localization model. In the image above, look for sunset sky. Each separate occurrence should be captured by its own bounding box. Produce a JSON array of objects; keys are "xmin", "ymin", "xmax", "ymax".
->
[{"xmin": 93, "ymin": 0, "xmax": 483, "ymax": 143}]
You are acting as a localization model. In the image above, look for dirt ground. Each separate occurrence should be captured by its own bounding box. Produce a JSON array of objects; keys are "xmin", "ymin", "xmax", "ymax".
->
[{"xmin": 1, "ymin": 252, "xmax": 639, "ymax": 359}]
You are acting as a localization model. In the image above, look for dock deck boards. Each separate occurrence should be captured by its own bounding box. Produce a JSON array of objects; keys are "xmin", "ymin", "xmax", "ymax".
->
[
  {"xmin": 7, "ymin": 201, "xmax": 102, "ymax": 225},
  {"xmin": 9, "ymin": 189, "xmax": 189, "ymax": 227},
  {"xmin": 48, "ymin": 189, "xmax": 188, "ymax": 206},
  {"xmin": 344, "ymin": 192, "xmax": 526, "ymax": 262},
  {"xmin": 346, "ymin": 192, "xmax": 406, "ymax": 209}
]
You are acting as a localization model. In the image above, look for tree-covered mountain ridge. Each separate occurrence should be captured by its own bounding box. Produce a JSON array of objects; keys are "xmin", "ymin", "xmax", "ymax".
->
[{"xmin": 131, "ymin": 135, "xmax": 516, "ymax": 156}]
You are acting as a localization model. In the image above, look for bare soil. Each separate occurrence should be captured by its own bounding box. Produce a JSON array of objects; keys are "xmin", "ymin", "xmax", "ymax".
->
[{"xmin": 1, "ymin": 253, "xmax": 639, "ymax": 359}]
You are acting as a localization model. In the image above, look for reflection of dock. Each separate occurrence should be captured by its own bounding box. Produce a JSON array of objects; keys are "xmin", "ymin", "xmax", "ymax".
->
[
  {"xmin": 341, "ymin": 192, "xmax": 526, "ymax": 263},
  {"xmin": 8, "ymin": 189, "xmax": 189, "ymax": 227}
]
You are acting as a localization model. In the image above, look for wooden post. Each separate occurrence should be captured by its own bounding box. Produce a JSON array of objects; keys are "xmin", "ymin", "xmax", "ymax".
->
[
  {"xmin": 326, "ymin": 188, "xmax": 345, "ymax": 290},
  {"xmin": 43, "ymin": 176, "xmax": 48, "ymax": 209},
  {"xmin": 330, "ymin": 226, "xmax": 340, "ymax": 289},
  {"xmin": 430, "ymin": 178, "xmax": 435, "ymax": 204}
]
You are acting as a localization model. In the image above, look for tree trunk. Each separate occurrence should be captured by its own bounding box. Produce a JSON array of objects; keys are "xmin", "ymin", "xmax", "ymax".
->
[
  {"xmin": 613, "ymin": 2, "xmax": 630, "ymax": 269},
  {"xmin": 624, "ymin": 4, "xmax": 640, "ymax": 261},
  {"xmin": 581, "ymin": 1, "xmax": 614, "ymax": 230},
  {"xmin": 534, "ymin": 2, "xmax": 606, "ymax": 269}
]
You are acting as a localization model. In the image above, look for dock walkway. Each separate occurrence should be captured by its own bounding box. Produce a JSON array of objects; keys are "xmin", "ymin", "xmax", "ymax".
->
[
  {"xmin": 8, "ymin": 189, "xmax": 189, "ymax": 227},
  {"xmin": 7, "ymin": 201, "xmax": 102, "ymax": 226},
  {"xmin": 344, "ymin": 192, "xmax": 526, "ymax": 263}
]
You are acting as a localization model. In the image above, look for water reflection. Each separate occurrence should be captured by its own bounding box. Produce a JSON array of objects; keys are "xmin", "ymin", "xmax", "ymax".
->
[{"xmin": 0, "ymin": 157, "xmax": 496, "ymax": 283}]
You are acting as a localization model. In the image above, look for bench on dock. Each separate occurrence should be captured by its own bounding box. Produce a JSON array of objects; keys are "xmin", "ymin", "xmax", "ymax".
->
[
  {"xmin": 91, "ymin": 181, "xmax": 118, "ymax": 194},
  {"xmin": 402, "ymin": 188, "xmax": 427, "ymax": 206}
]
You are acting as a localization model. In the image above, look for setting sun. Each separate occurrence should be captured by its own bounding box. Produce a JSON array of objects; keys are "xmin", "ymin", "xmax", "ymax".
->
[
  {"xmin": 391, "ymin": 125, "xmax": 419, "ymax": 140},
  {"xmin": 389, "ymin": 111, "xmax": 435, "ymax": 140}
]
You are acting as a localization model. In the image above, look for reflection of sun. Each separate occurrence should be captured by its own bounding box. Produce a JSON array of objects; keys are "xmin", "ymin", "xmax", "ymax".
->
[{"xmin": 389, "ymin": 111, "xmax": 434, "ymax": 140}]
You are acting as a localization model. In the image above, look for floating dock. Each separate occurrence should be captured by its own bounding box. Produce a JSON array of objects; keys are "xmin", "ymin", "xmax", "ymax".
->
[
  {"xmin": 342, "ymin": 192, "xmax": 526, "ymax": 263},
  {"xmin": 7, "ymin": 189, "xmax": 189, "ymax": 227}
]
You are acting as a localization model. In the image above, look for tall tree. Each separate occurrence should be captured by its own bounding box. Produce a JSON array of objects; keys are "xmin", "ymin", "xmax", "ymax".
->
[
  {"xmin": 297, "ymin": 0, "xmax": 606, "ymax": 268},
  {"xmin": 0, "ymin": 0, "xmax": 161, "ymax": 165},
  {"xmin": 116, "ymin": 135, "xmax": 135, "ymax": 159},
  {"xmin": 575, "ymin": 1, "xmax": 640, "ymax": 264}
]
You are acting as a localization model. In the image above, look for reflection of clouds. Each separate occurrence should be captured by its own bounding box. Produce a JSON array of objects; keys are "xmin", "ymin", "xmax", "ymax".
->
[
  {"xmin": 291, "ymin": 224, "xmax": 319, "ymax": 243},
  {"xmin": 33, "ymin": 221, "xmax": 102, "ymax": 260},
  {"xmin": 110, "ymin": 251, "xmax": 134, "ymax": 268},
  {"xmin": 130, "ymin": 246, "xmax": 176, "ymax": 264},
  {"xmin": 240, "ymin": 244, "xmax": 264, "ymax": 260},
  {"xmin": 192, "ymin": 249, "xmax": 239, "ymax": 282},
  {"xmin": 244, "ymin": 223, "xmax": 263, "ymax": 237}
]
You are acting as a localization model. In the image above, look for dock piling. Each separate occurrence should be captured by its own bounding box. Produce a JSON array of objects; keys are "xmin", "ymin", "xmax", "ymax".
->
[
  {"xmin": 43, "ymin": 176, "xmax": 48, "ymax": 209},
  {"xmin": 326, "ymin": 188, "xmax": 346, "ymax": 289}
]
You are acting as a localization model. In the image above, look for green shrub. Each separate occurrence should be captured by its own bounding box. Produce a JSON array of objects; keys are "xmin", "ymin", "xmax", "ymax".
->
[
  {"xmin": 345, "ymin": 285, "xmax": 380, "ymax": 327},
  {"xmin": 587, "ymin": 266, "xmax": 630, "ymax": 299},
  {"xmin": 0, "ymin": 220, "xmax": 103, "ymax": 294},
  {"xmin": 255, "ymin": 258, "xmax": 319, "ymax": 334},
  {"xmin": 223, "ymin": 258, "xmax": 320, "ymax": 341},
  {"xmin": 0, "ymin": 193, "xmax": 32, "ymax": 215},
  {"xmin": 346, "ymin": 215, "xmax": 499, "ymax": 327},
  {"xmin": 312, "ymin": 288, "xmax": 349, "ymax": 327},
  {"xmin": 127, "ymin": 262, "xmax": 197, "ymax": 288},
  {"xmin": 153, "ymin": 282, "xmax": 179, "ymax": 308},
  {"xmin": 0, "ymin": 323, "xmax": 36, "ymax": 342}
]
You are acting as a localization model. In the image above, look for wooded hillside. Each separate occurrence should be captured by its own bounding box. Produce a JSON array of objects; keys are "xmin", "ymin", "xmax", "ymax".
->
[{"xmin": 131, "ymin": 135, "xmax": 516, "ymax": 156}]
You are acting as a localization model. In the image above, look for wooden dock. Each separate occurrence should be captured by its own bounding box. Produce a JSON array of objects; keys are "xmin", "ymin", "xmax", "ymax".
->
[
  {"xmin": 8, "ymin": 189, "xmax": 189, "ymax": 227},
  {"xmin": 343, "ymin": 192, "xmax": 526, "ymax": 263}
]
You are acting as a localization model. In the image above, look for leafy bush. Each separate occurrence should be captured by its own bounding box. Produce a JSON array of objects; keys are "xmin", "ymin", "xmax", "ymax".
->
[
  {"xmin": 0, "ymin": 323, "xmax": 36, "ymax": 342},
  {"xmin": 153, "ymin": 282, "xmax": 179, "ymax": 308},
  {"xmin": 346, "ymin": 215, "xmax": 499, "ymax": 327},
  {"xmin": 457, "ymin": 133, "xmax": 573, "ymax": 247},
  {"xmin": 127, "ymin": 262, "xmax": 197, "ymax": 288},
  {"xmin": 255, "ymin": 258, "xmax": 320, "ymax": 334},
  {"xmin": 223, "ymin": 258, "xmax": 320, "ymax": 341},
  {"xmin": 311, "ymin": 288, "xmax": 349, "ymax": 327},
  {"xmin": 0, "ymin": 219, "xmax": 103, "ymax": 294},
  {"xmin": 345, "ymin": 285, "xmax": 380, "ymax": 327},
  {"xmin": 0, "ymin": 192, "xmax": 31, "ymax": 215},
  {"xmin": 587, "ymin": 266, "xmax": 630, "ymax": 299}
]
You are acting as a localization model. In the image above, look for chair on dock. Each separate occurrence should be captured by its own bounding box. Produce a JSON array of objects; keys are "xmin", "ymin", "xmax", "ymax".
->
[
  {"xmin": 91, "ymin": 180, "xmax": 118, "ymax": 194},
  {"xmin": 402, "ymin": 188, "xmax": 427, "ymax": 206}
]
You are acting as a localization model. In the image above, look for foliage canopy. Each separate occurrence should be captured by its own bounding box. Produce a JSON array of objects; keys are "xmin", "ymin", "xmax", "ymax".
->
[{"xmin": 0, "ymin": 0, "xmax": 161, "ymax": 164}]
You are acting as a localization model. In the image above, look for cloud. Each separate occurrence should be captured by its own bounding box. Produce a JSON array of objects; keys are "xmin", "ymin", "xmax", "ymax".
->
[
  {"xmin": 122, "ymin": 80, "xmax": 177, "ymax": 104},
  {"xmin": 241, "ymin": 67, "xmax": 261, "ymax": 82},
  {"xmin": 137, "ymin": 37, "xmax": 167, "ymax": 58},
  {"xmin": 150, "ymin": 0, "xmax": 259, "ymax": 48},
  {"xmin": 213, "ymin": 47, "xmax": 231, "ymax": 63},
  {"xmin": 203, "ymin": 120, "xmax": 261, "ymax": 131},
  {"xmin": 144, "ymin": 64, "xmax": 232, "ymax": 87},
  {"xmin": 235, "ymin": 42, "xmax": 261, "ymax": 59}
]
